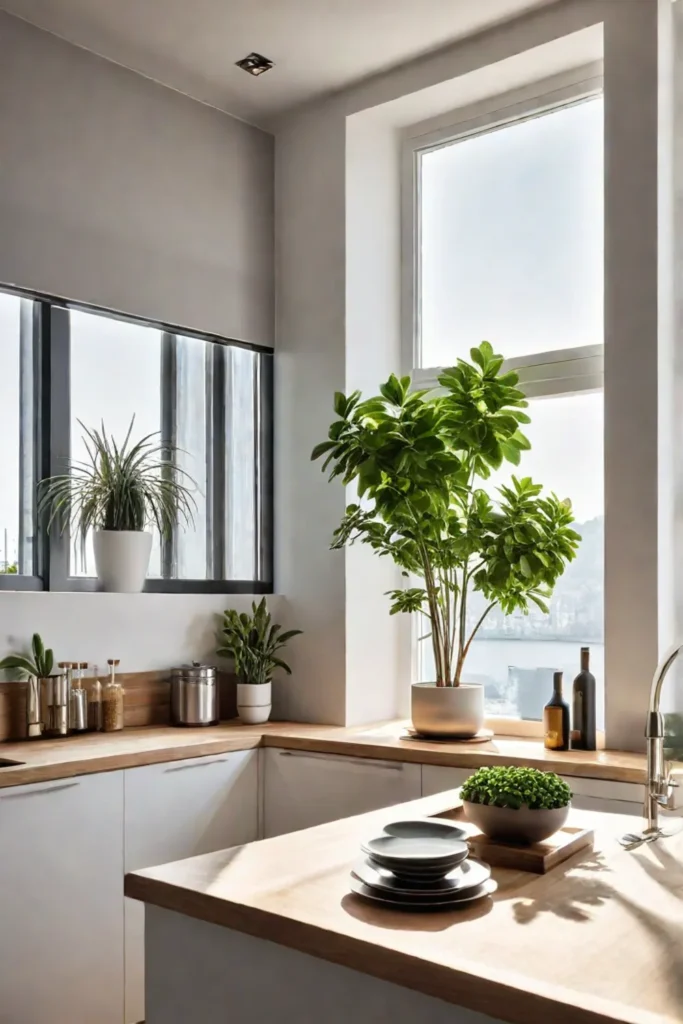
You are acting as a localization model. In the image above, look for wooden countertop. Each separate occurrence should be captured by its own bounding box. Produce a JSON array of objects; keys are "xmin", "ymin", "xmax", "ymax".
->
[
  {"xmin": 0, "ymin": 719, "xmax": 648, "ymax": 788},
  {"xmin": 125, "ymin": 790, "xmax": 683, "ymax": 1024}
]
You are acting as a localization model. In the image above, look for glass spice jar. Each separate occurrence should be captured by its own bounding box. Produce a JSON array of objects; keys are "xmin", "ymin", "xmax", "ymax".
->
[
  {"xmin": 86, "ymin": 663, "xmax": 103, "ymax": 732},
  {"xmin": 102, "ymin": 659, "xmax": 124, "ymax": 732}
]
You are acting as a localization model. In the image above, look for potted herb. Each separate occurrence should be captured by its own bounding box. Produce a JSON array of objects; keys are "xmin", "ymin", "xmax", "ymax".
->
[
  {"xmin": 0, "ymin": 633, "xmax": 56, "ymax": 738},
  {"xmin": 217, "ymin": 599, "xmax": 302, "ymax": 724},
  {"xmin": 461, "ymin": 766, "xmax": 572, "ymax": 843},
  {"xmin": 39, "ymin": 418, "xmax": 196, "ymax": 593},
  {"xmin": 312, "ymin": 342, "xmax": 580, "ymax": 737}
]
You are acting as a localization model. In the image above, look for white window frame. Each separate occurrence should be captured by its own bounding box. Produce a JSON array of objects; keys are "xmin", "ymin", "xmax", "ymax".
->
[{"xmin": 400, "ymin": 72, "xmax": 605, "ymax": 737}]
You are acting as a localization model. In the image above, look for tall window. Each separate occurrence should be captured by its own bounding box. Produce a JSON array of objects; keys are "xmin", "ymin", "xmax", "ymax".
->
[
  {"xmin": 407, "ymin": 85, "xmax": 604, "ymax": 725},
  {"xmin": 0, "ymin": 292, "xmax": 36, "ymax": 581},
  {"xmin": 0, "ymin": 290, "xmax": 273, "ymax": 593}
]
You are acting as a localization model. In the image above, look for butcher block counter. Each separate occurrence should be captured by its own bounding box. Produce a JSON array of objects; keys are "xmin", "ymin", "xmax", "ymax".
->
[
  {"xmin": 0, "ymin": 719, "xmax": 648, "ymax": 788},
  {"xmin": 125, "ymin": 789, "xmax": 683, "ymax": 1024}
]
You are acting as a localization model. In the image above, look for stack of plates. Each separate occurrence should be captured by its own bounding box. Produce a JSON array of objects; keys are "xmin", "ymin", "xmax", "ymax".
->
[{"xmin": 351, "ymin": 818, "xmax": 496, "ymax": 910}]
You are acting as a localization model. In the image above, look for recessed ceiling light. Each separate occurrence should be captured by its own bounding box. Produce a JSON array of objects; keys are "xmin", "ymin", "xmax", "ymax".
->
[{"xmin": 235, "ymin": 53, "xmax": 274, "ymax": 76}]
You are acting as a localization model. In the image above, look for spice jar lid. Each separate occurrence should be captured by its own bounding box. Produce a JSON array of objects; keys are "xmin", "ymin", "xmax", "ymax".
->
[{"xmin": 171, "ymin": 663, "xmax": 217, "ymax": 684}]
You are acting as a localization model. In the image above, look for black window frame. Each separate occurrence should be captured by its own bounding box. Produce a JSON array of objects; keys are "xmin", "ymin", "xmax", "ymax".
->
[{"xmin": 0, "ymin": 284, "xmax": 273, "ymax": 595}]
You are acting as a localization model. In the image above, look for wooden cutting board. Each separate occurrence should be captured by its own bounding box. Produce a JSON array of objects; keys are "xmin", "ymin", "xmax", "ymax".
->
[{"xmin": 433, "ymin": 805, "xmax": 594, "ymax": 874}]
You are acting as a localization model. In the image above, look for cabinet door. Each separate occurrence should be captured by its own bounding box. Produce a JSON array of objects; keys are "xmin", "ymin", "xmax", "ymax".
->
[
  {"xmin": 0, "ymin": 773, "xmax": 124, "ymax": 1024},
  {"xmin": 264, "ymin": 748, "xmax": 421, "ymax": 838},
  {"xmin": 559, "ymin": 775, "xmax": 645, "ymax": 816},
  {"xmin": 124, "ymin": 750, "xmax": 258, "ymax": 1023},
  {"xmin": 421, "ymin": 765, "xmax": 473, "ymax": 798}
]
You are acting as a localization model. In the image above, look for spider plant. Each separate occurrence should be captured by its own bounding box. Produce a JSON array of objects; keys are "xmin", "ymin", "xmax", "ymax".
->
[
  {"xmin": 38, "ymin": 417, "xmax": 197, "ymax": 541},
  {"xmin": 217, "ymin": 599, "xmax": 302, "ymax": 685}
]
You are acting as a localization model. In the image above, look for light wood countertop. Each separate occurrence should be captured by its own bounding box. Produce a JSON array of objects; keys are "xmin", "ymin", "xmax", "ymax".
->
[
  {"xmin": 125, "ymin": 790, "xmax": 683, "ymax": 1024},
  {"xmin": 0, "ymin": 719, "xmax": 648, "ymax": 788}
]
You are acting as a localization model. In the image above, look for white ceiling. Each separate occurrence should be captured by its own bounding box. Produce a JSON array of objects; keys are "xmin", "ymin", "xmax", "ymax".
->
[{"xmin": 0, "ymin": 0, "xmax": 553, "ymax": 126}]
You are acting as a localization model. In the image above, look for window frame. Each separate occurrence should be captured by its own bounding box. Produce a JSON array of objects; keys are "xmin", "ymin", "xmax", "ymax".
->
[
  {"xmin": 0, "ymin": 283, "xmax": 273, "ymax": 595},
  {"xmin": 401, "ymin": 74, "xmax": 605, "ymax": 736}
]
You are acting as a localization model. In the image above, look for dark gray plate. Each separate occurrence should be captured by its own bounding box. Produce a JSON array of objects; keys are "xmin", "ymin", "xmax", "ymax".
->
[
  {"xmin": 361, "ymin": 821, "xmax": 469, "ymax": 873},
  {"xmin": 382, "ymin": 818, "xmax": 468, "ymax": 842},
  {"xmin": 353, "ymin": 856, "xmax": 491, "ymax": 897},
  {"xmin": 349, "ymin": 875, "xmax": 497, "ymax": 910}
]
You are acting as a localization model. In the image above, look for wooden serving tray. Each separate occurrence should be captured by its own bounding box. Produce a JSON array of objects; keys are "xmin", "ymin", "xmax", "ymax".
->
[{"xmin": 433, "ymin": 805, "xmax": 594, "ymax": 874}]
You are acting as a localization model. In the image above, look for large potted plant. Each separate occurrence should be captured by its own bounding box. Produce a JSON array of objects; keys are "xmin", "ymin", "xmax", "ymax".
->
[
  {"xmin": 217, "ymin": 598, "xmax": 302, "ymax": 724},
  {"xmin": 312, "ymin": 342, "xmax": 580, "ymax": 737},
  {"xmin": 39, "ymin": 418, "xmax": 196, "ymax": 593}
]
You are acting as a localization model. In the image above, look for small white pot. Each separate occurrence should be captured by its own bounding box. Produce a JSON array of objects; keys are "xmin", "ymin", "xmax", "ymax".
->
[
  {"xmin": 237, "ymin": 681, "xmax": 272, "ymax": 725},
  {"xmin": 411, "ymin": 682, "xmax": 485, "ymax": 738},
  {"xmin": 93, "ymin": 530, "xmax": 153, "ymax": 593}
]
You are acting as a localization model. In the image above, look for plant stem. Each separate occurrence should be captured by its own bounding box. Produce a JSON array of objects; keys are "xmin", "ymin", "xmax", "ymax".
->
[{"xmin": 459, "ymin": 602, "xmax": 496, "ymax": 674}]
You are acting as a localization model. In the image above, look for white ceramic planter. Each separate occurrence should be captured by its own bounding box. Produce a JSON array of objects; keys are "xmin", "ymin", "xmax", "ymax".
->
[
  {"xmin": 411, "ymin": 682, "xmax": 485, "ymax": 738},
  {"xmin": 237, "ymin": 681, "xmax": 272, "ymax": 725},
  {"xmin": 93, "ymin": 530, "xmax": 153, "ymax": 593}
]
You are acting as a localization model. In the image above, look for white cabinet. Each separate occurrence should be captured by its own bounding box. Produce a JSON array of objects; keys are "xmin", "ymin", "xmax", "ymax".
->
[
  {"xmin": 264, "ymin": 748, "xmax": 421, "ymax": 838},
  {"xmin": 421, "ymin": 765, "xmax": 473, "ymax": 797},
  {"xmin": 559, "ymin": 775, "xmax": 644, "ymax": 816},
  {"xmin": 123, "ymin": 749, "xmax": 258, "ymax": 1024},
  {"xmin": 0, "ymin": 772, "xmax": 124, "ymax": 1024},
  {"xmin": 421, "ymin": 762, "xmax": 645, "ymax": 817}
]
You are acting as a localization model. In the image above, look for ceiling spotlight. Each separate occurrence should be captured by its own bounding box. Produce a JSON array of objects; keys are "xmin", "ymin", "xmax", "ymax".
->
[{"xmin": 235, "ymin": 53, "xmax": 274, "ymax": 76}]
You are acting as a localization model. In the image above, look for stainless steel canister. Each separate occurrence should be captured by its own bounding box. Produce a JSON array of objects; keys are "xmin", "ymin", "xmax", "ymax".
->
[
  {"xmin": 170, "ymin": 664, "xmax": 219, "ymax": 726},
  {"xmin": 44, "ymin": 674, "xmax": 69, "ymax": 737}
]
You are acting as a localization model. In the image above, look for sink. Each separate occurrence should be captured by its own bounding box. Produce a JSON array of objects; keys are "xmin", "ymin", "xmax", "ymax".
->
[{"xmin": 0, "ymin": 758, "xmax": 25, "ymax": 768}]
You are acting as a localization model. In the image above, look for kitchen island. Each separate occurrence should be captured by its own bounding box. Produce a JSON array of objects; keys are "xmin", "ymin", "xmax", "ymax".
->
[{"xmin": 125, "ymin": 790, "xmax": 683, "ymax": 1024}]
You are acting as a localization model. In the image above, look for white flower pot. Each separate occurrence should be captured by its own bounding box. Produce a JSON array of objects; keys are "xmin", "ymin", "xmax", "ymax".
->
[
  {"xmin": 237, "ymin": 681, "xmax": 272, "ymax": 725},
  {"xmin": 411, "ymin": 682, "xmax": 485, "ymax": 738},
  {"xmin": 93, "ymin": 530, "xmax": 153, "ymax": 593}
]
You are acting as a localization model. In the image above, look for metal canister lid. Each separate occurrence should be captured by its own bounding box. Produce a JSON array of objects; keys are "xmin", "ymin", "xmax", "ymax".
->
[{"xmin": 171, "ymin": 662, "xmax": 217, "ymax": 685}]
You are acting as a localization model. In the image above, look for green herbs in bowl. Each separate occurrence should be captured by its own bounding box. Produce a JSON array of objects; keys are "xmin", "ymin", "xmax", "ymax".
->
[{"xmin": 461, "ymin": 766, "xmax": 572, "ymax": 844}]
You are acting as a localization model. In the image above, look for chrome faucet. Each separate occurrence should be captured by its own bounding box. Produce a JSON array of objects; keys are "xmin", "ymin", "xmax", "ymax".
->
[{"xmin": 620, "ymin": 642, "xmax": 680, "ymax": 850}]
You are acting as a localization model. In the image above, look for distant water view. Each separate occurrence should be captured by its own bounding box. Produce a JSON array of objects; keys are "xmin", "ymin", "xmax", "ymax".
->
[{"xmin": 466, "ymin": 639, "xmax": 605, "ymax": 730}]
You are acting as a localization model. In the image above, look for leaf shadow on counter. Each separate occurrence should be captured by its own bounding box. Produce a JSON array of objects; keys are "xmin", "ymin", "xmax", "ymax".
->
[
  {"xmin": 341, "ymin": 892, "xmax": 494, "ymax": 932},
  {"xmin": 507, "ymin": 851, "xmax": 616, "ymax": 924}
]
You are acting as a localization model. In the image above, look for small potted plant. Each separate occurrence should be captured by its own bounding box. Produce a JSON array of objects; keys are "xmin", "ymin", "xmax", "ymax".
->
[
  {"xmin": 0, "ymin": 633, "xmax": 56, "ymax": 738},
  {"xmin": 39, "ymin": 418, "xmax": 196, "ymax": 593},
  {"xmin": 217, "ymin": 599, "xmax": 302, "ymax": 724},
  {"xmin": 312, "ymin": 342, "xmax": 580, "ymax": 738},
  {"xmin": 460, "ymin": 766, "xmax": 572, "ymax": 843}
]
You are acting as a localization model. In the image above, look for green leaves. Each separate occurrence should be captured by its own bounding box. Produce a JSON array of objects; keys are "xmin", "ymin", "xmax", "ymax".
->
[
  {"xmin": 217, "ymin": 598, "xmax": 302, "ymax": 685},
  {"xmin": 38, "ymin": 417, "xmax": 198, "ymax": 541},
  {"xmin": 0, "ymin": 633, "xmax": 54, "ymax": 679},
  {"xmin": 461, "ymin": 766, "xmax": 572, "ymax": 810},
  {"xmin": 311, "ymin": 341, "xmax": 581, "ymax": 685}
]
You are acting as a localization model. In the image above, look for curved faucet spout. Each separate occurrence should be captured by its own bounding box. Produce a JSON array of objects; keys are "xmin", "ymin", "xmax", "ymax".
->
[{"xmin": 647, "ymin": 641, "xmax": 683, "ymax": 737}]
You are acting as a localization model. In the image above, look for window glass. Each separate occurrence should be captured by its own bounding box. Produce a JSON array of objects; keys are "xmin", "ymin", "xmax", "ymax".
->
[
  {"xmin": 174, "ymin": 335, "xmax": 209, "ymax": 580},
  {"xmin": 419, "ymin": 97, "xmax": 604, "ymax": 366},
  {"xmin": 224, "ymin": 346, "xmax": 257, "ymax": 580},
  {"xmin": 417, "ymin": 391, "xmax": 604, "ymax": 727},
  {"xmin": 0, "ymin": 291, "xmax": 34, "ymax": 575},
  {"xmin": 68, "ymin": 309, "xmax": 267, "ymax": 583},
  {"xmin": 69, "ymin": 310, "xmax": 163, "ymax": 577}
]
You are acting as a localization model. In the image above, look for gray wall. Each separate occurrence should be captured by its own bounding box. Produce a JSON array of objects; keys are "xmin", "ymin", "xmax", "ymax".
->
[{"xmin": 0, "ymin": 11, "xmax": 274, "ymax": 345}]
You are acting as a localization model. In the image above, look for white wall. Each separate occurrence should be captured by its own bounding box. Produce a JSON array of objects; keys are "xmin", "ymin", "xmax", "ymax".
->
[
  {"xmin": 0, "ymin": 592, "xmax": 285, "ymax": 676},
  {"xmin": 0, "ymin": 11, "xmax": 274, "ymax": 346},
  {"xmin": 274, "ymin": 0, "xmax": 672, "ymax": 745}
]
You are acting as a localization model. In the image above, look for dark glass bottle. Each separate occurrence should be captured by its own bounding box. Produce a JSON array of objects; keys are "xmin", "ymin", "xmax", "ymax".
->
[
  {"xmin": 544, "ymin": 671, "xmax": 570, "ymax": 750},
  {"xmin": 571, "ymin": 647, "xmax": 597, "ymax": 751}
]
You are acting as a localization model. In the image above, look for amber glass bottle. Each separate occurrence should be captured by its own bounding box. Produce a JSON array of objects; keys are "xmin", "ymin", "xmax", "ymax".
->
[{"xmin": 544, "ymin": 671, "xmax": 570, "ymax": 751}]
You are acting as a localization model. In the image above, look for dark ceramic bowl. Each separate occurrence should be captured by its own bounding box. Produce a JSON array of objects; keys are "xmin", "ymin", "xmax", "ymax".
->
[{"xmin": 462, "ymin": 800, "xmax": 570, "ymax": 844}]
